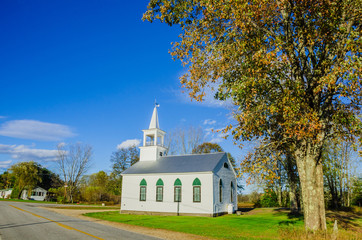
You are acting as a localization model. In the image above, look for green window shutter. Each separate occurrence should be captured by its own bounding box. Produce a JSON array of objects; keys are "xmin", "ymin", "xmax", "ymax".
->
[
  {"xmin": 192, "ymin": 178, "xmax": 201, "ymax": 186},
  {"xmin": 156, "ymin": 178, "xmax": 164, "ymax": 186},
  {"xmin": 174, "ymin": 178, "xmax": 182, "ymax": 186},
  {"xmin": 140, "ymin": 179, "xmax": 147, "ymax": 186}
]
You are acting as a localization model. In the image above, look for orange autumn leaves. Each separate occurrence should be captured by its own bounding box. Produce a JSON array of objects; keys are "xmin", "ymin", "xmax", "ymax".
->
[{"xmin": 143, "ymin": 0, "xmax": 362, "ymax": 170}]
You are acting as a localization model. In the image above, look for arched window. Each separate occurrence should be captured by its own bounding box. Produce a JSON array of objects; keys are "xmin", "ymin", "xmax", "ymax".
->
[
  {"xmin": 174, "ymin": 178, "xmax": 182, "ymax": 202},
  {"xmin": 139, "ymin": 179, "xmax": 147, "ymax": 201},
  {"xmin": 230, "ymin": 182, "xmax": 234, "ymax": 202},
  {"xmin": 156, "ymin": 178, "xmax": 164, "ymax": 202},
  {"xmin": 193, "ymin": 178, "xmax": 201, "ymax": 202},
  {"xmin": 223, "ymin": 162, "xmax": 229, "ymax": 169},
  {"xmin": 219, "ymin": 179, "xmax": 223, "ymax": 202}
]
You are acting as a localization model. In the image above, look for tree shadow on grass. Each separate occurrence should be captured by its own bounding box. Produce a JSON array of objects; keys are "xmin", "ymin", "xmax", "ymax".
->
[
  {"xmin": 273, "ymin": 208, "xmax": 361, "ymax": 232},
  {"xmin": 326, "ymin": 210, "xmax": 362, "ymax": 231},
  {"xmin": 278, "ymin": 220, "xmax": 299, "ymax": 226},
  {"xmin": 237, "ymin": 207, "xmax": 254, "ymax": 213},
  {"xmin": 272, "ymin": 208, "xmax": 304, "ymax": 227}
]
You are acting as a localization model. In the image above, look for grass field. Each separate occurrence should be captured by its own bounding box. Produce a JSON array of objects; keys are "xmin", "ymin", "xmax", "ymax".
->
[
  {"xmin": 52, "ymin": 206, "xmax": 119, "ymax": 210},
  {"xmin": 84, "ymin": 208, "xmax": 362, "ymax": 240},
  {"xmin": 0, "ymin": 198, "xmax": 117, "ymax": 207},
  {"xmin": 0, "ymin": 198, "xmax": 56, "ymax": 204}
]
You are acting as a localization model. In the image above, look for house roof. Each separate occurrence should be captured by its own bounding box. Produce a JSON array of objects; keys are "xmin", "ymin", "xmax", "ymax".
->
[{"xmin": 122, "ymin": 152, "xmax": 227, "ymax": 175}]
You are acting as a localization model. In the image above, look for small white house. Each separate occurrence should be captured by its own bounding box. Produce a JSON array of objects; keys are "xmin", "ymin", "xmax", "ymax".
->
[
  {"xmin": 0, "ymin": 188, "xmax": 13, "ymax": 199},
  {"xmin": 21, "ymin": 187, "xmax": 47, "ymax": 201},
  {"xmin": 121, "ymin": 106, "xmax": 237, "ymax": 217}
]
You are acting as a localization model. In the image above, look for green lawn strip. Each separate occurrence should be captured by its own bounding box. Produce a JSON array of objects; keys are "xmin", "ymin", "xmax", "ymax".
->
[
  {"xmin": 51, "ymin": 206, "xmax": 119, "ymax": 210},
  {"xmin": 84, "ymin": 209, "xmax": 304, "ymax": 240},
  {"xmin": 0, "ymin": 198, "xmax": 112, "ymax": 207},
  {"xmin": 0, "ymin": 198, "xmax": 55, "ymax": 204}
]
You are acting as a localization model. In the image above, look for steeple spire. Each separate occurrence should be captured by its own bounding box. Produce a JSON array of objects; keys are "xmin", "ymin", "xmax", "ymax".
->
[
  {"xmin": 140, "ymin": 103, "xmax": 167, "ymax": 161},
  {"xmin": 149, "ymin": 101, "xmax": 160, "ymax": 129}
]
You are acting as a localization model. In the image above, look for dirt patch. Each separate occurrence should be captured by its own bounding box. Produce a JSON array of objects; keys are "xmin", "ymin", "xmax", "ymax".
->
[
  {"xmin": 241, "ymin": 208, "xmax": 275, "ymax": 215},
  {"xmin": 42, "ymin": 207, "xmax": 215, "ymax": 240}
]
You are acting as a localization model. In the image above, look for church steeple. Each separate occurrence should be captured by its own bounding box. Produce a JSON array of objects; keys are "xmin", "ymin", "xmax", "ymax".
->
[
  {"xmin": 139, "ymin": 104, "xmax": 167, "ymax": 161},
  {"xmin": 149, "ymin": 104, "xmax": 159, "ymax": 129}
]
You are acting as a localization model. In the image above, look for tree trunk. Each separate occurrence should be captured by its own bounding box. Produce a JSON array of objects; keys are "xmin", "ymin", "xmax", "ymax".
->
[
  {"xmin": 277, "ymin": 188, "xmax": 282, "ymax": 207},
  {"xmin": 289, "ymin": 180, "xmax": 299, "ymax": 212},
  {"xmin": 295, "ymin": 141, "xmax": 327, "ymax": 231},
  {"xmin": 284, "ymin": 153, "xmax": 299, "ymax": 212}
]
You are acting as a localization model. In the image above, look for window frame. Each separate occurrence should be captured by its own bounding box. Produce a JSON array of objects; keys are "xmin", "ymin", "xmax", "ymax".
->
[
  {"xmin": 139, "ymin": 186, "xmax": 147, "ymax": 201},
  {"xmin": 174, "ymin": 186, "xmax": 182, "ymax": 202},
  {"xmin": 193, "ymin": 186, "xmax": 201, "ymax": 202},
  {"xmin": 230, "ymin": 182, "xmax": 234, "ymax": 202},
  {"xmin": 156, "ymin": 186, "xmax": 163, "ymax": 202},
  {"xmin": 219, "ymin": 179, "xmax": 223, "ymax": 203}
]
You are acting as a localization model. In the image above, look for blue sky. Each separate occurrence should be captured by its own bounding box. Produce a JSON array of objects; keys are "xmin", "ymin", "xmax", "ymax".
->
[{"xmin": 0, "ymin": 0, "xmax": 250, "ymax": 183}]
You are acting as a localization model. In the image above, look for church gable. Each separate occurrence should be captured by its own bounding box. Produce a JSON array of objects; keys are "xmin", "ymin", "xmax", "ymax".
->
[{"xmin": 120, "ymin": 105, "xmax": 237, "ymax": 216}]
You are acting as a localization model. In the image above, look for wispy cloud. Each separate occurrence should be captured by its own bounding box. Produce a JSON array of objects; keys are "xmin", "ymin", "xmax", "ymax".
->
[
  {"xmin": 0, "ymin": 160, "xmax": 12, "ymax": 169},
  {"xmin": 0, "ymin": 144, "xmax": 59, "ymax": 162},
  {"xmin": 203, "ymin": 119, "xmax": 216, "ymax": 125},
  {"xmin": 0, "ymin": 120, "xmax": 76, "ymax": 141},
  {"xmin": 204, "ymin": 127, "xmax": 227, "ymax": 144},
  {"xmin": 210, "ymin": 132, "xmax": 227, "ymax": 143},
  {"xmin": 0, "ymin": 116, "xmax": 6, "ymax": 119},
  {"xmin": 117, "ymin": 139, "xmax": 141, "ymax": 149},
  {"xmin": 171, "ymin": 81, "xmax": 233, "ymax": 108}
]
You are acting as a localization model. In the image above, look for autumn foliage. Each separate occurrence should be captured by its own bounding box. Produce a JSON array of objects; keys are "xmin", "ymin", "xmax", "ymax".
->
[{"xmin": 144, "ymin": 0, "xmax": 362, "ymax": 231}]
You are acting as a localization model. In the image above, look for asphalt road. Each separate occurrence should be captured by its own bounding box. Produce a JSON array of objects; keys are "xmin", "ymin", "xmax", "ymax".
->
[{"xmin": 0, "ymin": 201, "xmax": 162, "ymax": 240}]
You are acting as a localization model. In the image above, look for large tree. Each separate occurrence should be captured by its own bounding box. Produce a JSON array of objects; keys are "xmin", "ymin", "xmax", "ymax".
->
[
  {"xmin": 192, "ymin": 142, "xmax": 237, "ymax": 169},
  {"xmin": 192, "ymin": 142, "xmax": 223, "ymax": 154},
  {"xmin": 57, "ymin": 143, "xmax": 92, "ymax": 203},
  {"xmin": 144, "ymin": 0, "xmax": 361, "ymax": 230},
  {"xmin": 110, "ymin": 145, "xmax": 140, "ymax": 175},
  {"xmin": 165, "ymin": 125, "xmax": 204, "ymax": 155},
  {"xmin": 243, "ymin": 141, "xmax": 300, "ymax": 212},
  {"xmin": 9, "ymin": 161, "xmax": 41, "ymax": 199}
]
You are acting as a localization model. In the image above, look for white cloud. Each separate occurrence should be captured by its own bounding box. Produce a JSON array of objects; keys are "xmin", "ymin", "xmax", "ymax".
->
[
  {"xmin": 210, "ymin": 137, "xmax": 223, "ymax": 143},
  {"xmin": 210, "ymin": 133, "xmax": 227, "ymax": 143},
  {"xmin": 0, "ymin": 116, "xmax": 6, "ymax": 119},
  {"xmin": 0, "ymin": 144, "xmax": 59, "ymax": 162},
  {"xmin": 172, "ymin": 81, "xmax": 233, "ymax": 108},
  {"xmin": 0, "ymin": 120, "xmax": 76, "ymax": 141},
  {"xmin": 204, "ymin": 127, "xmax": 213, "ymax": 138},
  {"xmin": 117, "ymin": 139, "xmax": 141, "ymax": 149},
  {"xmin": 0, "ymin": 160, "xmax": 12, "ymax": 169},
  {"xmin": 204, "ymin": 128, "xmax": 227, "ymax": 144},
  {"xmin": 203, "ymin": 119, "xmax": 216, "ymax": 125}
]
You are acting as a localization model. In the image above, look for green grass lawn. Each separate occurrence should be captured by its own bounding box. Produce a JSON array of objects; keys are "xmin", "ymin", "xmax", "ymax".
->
[
  {"xmin": 0, "ymin": 198, "xmax": 55, "ymax": 204},
  {"xmin": 52, "ymin": 206, "xmax": 119, "ymax": 210},
  {"xmin": 0, "ymin": 198, "xmax": 112, "ymax": 207},
  {"xmin": 84, "ymin": 208, "xmax": 305, "ymax": 240}
]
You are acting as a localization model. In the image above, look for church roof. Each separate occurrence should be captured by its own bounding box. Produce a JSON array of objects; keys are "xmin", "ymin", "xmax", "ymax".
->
[{"xmin": 122, "ymin": 152, "xmax": 227, "ymax": 175}]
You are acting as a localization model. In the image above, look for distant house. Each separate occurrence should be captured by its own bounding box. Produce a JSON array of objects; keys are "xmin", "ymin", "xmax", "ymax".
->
[
  {"xmin": 120, "ymin": 106, "xmax": 237, "ymax": 217},
  {"xmin": 0, "ymin": 188, "xmax": 12, "ymax": 199},
  {"xmin": 21, "ymin": 187, "xmax": 47, "ymax": 201}
]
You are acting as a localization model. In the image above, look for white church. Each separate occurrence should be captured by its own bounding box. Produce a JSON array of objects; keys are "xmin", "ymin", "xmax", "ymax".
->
[{"xmin": 120, "ymin": 105, "xmax": 237, "ymax": 217}]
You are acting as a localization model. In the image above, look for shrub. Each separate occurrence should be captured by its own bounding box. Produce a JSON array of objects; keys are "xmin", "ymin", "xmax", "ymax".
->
[{"xmin": 260, "ymin": 189, "xmax": 279, "ymax": 207}]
